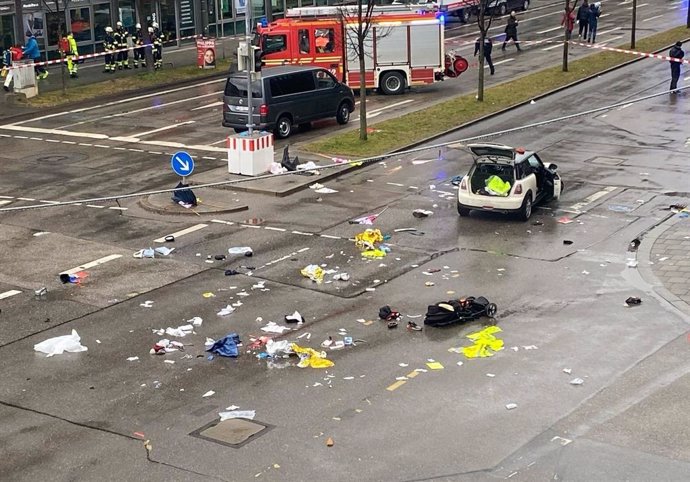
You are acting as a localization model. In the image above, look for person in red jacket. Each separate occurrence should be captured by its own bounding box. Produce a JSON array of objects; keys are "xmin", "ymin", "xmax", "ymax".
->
[
  {"xmin": 561, "ymin": 2, "xmax": 576, "ymax": 40},
  {"xmin": 3, "ymin": 44, "xmax": 23, "ymax": 91}
]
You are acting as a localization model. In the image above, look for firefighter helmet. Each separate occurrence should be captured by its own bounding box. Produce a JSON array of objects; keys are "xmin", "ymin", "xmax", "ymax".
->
[{"xmin": 105, "ymin": 26, "xmax": 113, "ymax": 33}]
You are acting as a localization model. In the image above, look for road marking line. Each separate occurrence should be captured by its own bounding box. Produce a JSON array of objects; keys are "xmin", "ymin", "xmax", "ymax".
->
[
  {"xmin": 0, "ymin": 125, "xmax": 109, "ymax": 139},
  {"xmin": 0, "ymin": 290, "xmax": 22, "ymax": 300},
  {"xmin": 111, "ymin": 91, "xmax": 222, "ymax": 117},
  {"xmin": 386, "ymin": 380, "xmax": 407, "ymax": 391},
  {"xmin": 202, "ymin": 156, "xmax": 216, "ymax": 160},
  {"xmin": 319, "ymin": 234, "xmax": 341, "ymax": 239},
  {"xmin": 128, "ymin": 148, "xmax": 144, "ymax": 152},
  {"xmin": 406, "ymin": 371, "xmax": 420, "ymax": 379},
  {"xmin": 108, "ymin": 206, "xmax": 127, "ymax": 211},
  {"xmin": 61, "ymin": 140, "xmax": 76, "ymax": 144},
  {"xmin": 352, "ymin": 99, "xmax": 415, "ymax": 121},
  {"xmin": 542, "ymin": 44, "xmax": 562, "ymax": 51},
  {"xmin": 94, "ymin": 144, "xmax": 110, "ymax": 148},
  {"xmin": 618, "ymin": 103, "xmax": 633, "ymax": 110},
  {"xmin": 134, "ymin": 121, "xmax": 197, "ymax": 139},
  {"xmin": 78, "ymin": 142, "xmax": 93, "ymax": 146},
  {"xmin": 154, "ymin": 223, "xmax": 208, "ymax": 243},
  {"xmin": 60, "ymin": 254, "xmax": 123, "ymax": 275},
  {"xmin": 0, "ymin": 195, "xmax": 14, "ymax": 198},
  {"xmin": 86, "ymin": 204, "xmax": 105, "ymax": 208},
  {"xmin": 626, "ymin": 2, "xmax": 647, "ymax": 9},
  {"xmin": 14, "ymin": 135, "xmax": 27, "ymax": 139},
  {"xmin": 297, "ymin": 247, "xmax": 310, "ymax": 253},
  {"xmin": 38, "ymin": 200, "xmax": 60, "ymax": 204},
  {"xmin": 488, "ymin": 58, "xmax": 514, "ymax": 67},
  {"xmin": 0, "ymin": 200, "xmax": 12, "ymax": 206},
  {"xmin": 598, "ymin": 27, "xmax": 622, "ymax": 36},
  {"xmin": 17, "ymin": 197, "xmax": 36, "ymax": 201},
  {"xmin": 29, "ymin": 137, "xmax": 43, "ymax": 141},
  {"xmin": 292, "ymin": 230, "xmax": 314, "ymax": 236},
  {"xmin": 537, "ymin": 25, "xmax": 562, "ymax": 34},
  {"xmin": 148, "ymin": 151, "xmax": 163, "ymax": 155},
  {"xmin": 642, "ymin": 14, "xmax": 663, "ymax": 22},
  {"xmin": 112, "ymin": 147, "xmax": 127, "ymax": 150},
  {"xmin": 240, "ymin": 224, "xmax": 261, "ymax": 229},
  {"xmin": 45, "ymin": 139, "xmax": 60, "ymax": 143},
  {"xmin": 264, "ymin": 226, "xmax": 286, "ymax": 232},
  {"xmin": 211, "ymin": 219, "xmax": 235, "ymax": 225},
  {"xmin": 191, "ymin": 101, "xmax": 224, "ymax": 111},
  {"xmin": 387, "ymin": 182, "xmax": 405, "ymax": 187},
  {"xmin": 569, "ymin": 186, "xmax": 617, "ymax": 211}
]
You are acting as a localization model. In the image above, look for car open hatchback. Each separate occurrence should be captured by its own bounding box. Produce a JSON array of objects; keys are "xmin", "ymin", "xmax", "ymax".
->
[{"xmin": 456, "ymin": 143, "xmax": 562, "ymax": 221}]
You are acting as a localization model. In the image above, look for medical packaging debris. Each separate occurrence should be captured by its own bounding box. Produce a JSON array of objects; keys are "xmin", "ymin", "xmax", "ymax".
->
[
  {"xmin": 309, "ymin": 183, "xmax": 338, "ymax": 194},
  {"xmin": 265, "ymin": 339, "xmax": 293, "ymax": 357},
  {"xmin": 461, "ymin": 326, "xmax": 504, "ymax": 358},
  {"xmin": 333, "ymin": 272, "xmax": 350, "ymax": 281},
  {"xmin": 301, "ymin": 264, "xmax": 324, "ymax": 283},
  {"xmin": 349, "ymin": 207, "xmax": 388, "ymax": 225},
  {"xmin": 219, "ymin": 410, "xmax": 256, "ymax": 421},
  {"xmin": 206, "ymin": 333, "xmax": 241, "ymax": 358},
  {"xmin": 133, "ymin": 247, "xmax": 174, "ymax": 258},
  {"xmin": 261, "ymin": 321, "xmax": 291, "ymax": 334},
  {"xmin": 150, "ymin": 339, "xmax": 184, "ymax": 354},
  {"xmin": 625, "ymin": 296, "xmax": 642, "ymax": 306},
  {"xmin": 412, "ymin": 209, "xmax": 433, "ymax": 218},
  {"xmin": 570, "ymin": 378, "xmax": 584, "ymax": 386},
  {"xmin": 189, "ymin": 316, "xmax": 203, "ymax": 326},
  {"xmin": 34, "ymin": 330, "xmax": 88, "ymax": 357},
  {"xmin": 202, "ymin": 390, "xmax": 215, "ymax": 397},
  {"xmin": 291, "ymin": 343, "xmax": 334, "ymax": 368},
  {"xmin": 217, "ymin": 305, "xmax": 236, "ymax": 316},
  {"xmin": 505, "ymin": 403, "xmax": 518, "ymax": 410},
  {"xmin": 285, "ymin": 311, "xmax": 303, "ymax": 324},
  {"xmin": 59, "ymin": 271, "xmax": 88, "ymax": 284},
  {"xmin": 153, "ymin": 324, "xmax": 194, "ymax": 337},
  {"xmin": 228, "ymin": 247, "xmax": 253, "ymax": 256}
]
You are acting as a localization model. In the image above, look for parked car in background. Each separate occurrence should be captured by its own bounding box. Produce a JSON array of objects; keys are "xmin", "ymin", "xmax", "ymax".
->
[{"xmin": 456, "ymin": 143, "xmax": 562, "ymax": 221}]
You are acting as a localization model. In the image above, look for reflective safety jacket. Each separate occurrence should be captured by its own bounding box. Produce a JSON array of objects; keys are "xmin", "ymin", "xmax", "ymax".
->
[
  {"xmin": 135, "ymin": 29, "xmax": 145, "ymax": 46},
  {"xmin": 104, "ymin": 33, "xmax": 115, "ymax": 52},
  {"xmin": 485, "ymin": 175, "xmax": 511, "ymax": 196},
  {"xmin": 67, "ymin": 34, "xmax": 78, "ymax": 56}
]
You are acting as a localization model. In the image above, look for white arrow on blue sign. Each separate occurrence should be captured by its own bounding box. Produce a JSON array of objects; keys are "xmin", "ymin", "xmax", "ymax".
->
[{"xmin": 171, "ymin": 151, "xmax": 195, "ymax": 177}]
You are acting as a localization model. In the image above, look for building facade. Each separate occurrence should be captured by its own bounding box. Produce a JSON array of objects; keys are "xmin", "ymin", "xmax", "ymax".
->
[{"xmin": 1, "ymin": 0, "xmax": 342, "ymax": 59}]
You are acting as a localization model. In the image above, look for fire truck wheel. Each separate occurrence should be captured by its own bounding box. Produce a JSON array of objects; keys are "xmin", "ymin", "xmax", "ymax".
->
[
  {"xmin": 275, "ymin": 116, "xmax": 293, "ymax": 139},
  {"xmin": 380, "ymin": 71, "xmax": 405, "ymax": 96},
  {"xmin": 336, "ymin": 102, "xmax": 351, "ymax": 125}
]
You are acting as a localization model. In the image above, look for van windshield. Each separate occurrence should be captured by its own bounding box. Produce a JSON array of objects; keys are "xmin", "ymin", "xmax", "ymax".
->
[{"xmin": 224, "ymin": 78, "xmax": 263, "ymax": 98}]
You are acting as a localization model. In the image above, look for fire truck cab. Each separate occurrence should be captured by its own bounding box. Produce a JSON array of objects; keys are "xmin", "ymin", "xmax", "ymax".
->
[{"xmin": 256, "ymin": 6, "xmax": 463, "ymax": 95}]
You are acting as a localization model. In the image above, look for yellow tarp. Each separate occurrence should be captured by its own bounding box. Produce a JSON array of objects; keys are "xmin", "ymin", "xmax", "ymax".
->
[
  {"xmin": 291, "ymin": 343, "xmax": 335, "ymax": 369},
  {"xmin": 462, "ymin": 326, "xmax": 504, "ymax": 359},
  {"xmin": 362, "ymin": 248, "xmax": 387, "ymax": 259},
  {"xmin": 300, "ymin": 264, "xmax": 324, "ymax": 283},
  {"xmin": 354, "ymin": 229, "xmax": 383, "ymax": 250}
]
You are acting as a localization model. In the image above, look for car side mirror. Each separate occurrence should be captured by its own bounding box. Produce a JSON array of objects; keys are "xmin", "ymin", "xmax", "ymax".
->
[{"xmin": 547, "ymin": 163, "xmax": 558, "ymax": 171}]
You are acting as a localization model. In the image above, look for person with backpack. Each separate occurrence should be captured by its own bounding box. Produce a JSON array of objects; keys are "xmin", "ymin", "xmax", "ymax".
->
[
  {"xmin": 2, "ymin": 44, "xmax": 22, "ymax": 91},
  {"xmin": 669, "ymin": 41, "xmax": 684, "ymax": 93},
  {"xmin": 587, "ymin": 2, "xmax": 601, "ymax": 43},
  {"xmin": 502, "ymin": 11, "xmax": 521, "ymax": 52},
  {"xmin": 23, "ymin": 31, "xmax": 47, "ymax": 79},
  {"xmin": 577, "ymin": 0, "xmax": 590, "ymax": 40}
]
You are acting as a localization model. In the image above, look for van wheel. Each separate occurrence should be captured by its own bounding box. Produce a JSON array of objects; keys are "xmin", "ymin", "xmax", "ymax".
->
[
  {"xmin": 457, "ymin": 203, "xmax": 470, "ymax": 217},
  {"xmin": 336, "ymin": 102, "xmax": 351, "ymax": 125},
  {"xmin": 380, "ymin": 71, "xmax": 405, "ymax": 95},
  {"xmin": 275, "ymin": 116, "xmax": 292, "ymax": 139},
  {"xmin": 519, "ymin": 193, "xmax": 532, "ymax": 221}
]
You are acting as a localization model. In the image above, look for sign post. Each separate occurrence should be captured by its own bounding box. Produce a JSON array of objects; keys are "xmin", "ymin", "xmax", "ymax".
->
[{"xmin": 171, "ymin": 151, "xmax": 195, "ymax": 183}]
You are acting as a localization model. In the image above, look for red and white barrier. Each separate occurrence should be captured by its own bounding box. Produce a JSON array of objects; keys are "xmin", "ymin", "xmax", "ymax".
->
[{"xmin": 227, "ymin": 133, "xmax": 275, "ymax": 176}]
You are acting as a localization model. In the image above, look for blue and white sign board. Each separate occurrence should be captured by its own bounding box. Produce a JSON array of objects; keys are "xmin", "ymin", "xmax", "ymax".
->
[{"xmin": 171, "ymin": 151, "xmax": 195, "ymax": 177}]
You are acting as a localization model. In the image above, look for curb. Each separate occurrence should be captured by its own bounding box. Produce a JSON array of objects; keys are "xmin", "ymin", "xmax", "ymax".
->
[
  {"xmin": 388, "ymin": 36, "xmax": 690, "ymax": 154},
  {"xmin": 636, "ymin": 214, "xmax": 690, "ymax": 316},
  {"xmin": 138, "ymin": 195, "xmax": 248, "ymax": 216}
]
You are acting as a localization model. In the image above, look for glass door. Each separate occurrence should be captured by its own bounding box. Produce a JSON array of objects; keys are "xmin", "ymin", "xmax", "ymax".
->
[{"xmin": 0, "ymin": 14, "xmax": 15, "ymax": 50}]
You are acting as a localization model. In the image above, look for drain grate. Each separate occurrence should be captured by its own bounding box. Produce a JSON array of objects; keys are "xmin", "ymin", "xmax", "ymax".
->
[{"xmin": 190, "ymin": 418, "xmax": 272, "ymax": 448}]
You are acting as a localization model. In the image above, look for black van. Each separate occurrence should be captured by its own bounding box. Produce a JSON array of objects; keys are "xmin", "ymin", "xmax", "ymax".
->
[{"xmin": 222, "ymin": 65, "xmax": 355, "ymax": 139}]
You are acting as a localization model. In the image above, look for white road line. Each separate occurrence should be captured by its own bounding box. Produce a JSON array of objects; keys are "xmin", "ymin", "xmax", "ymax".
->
[
  {"xmin": 319, "ymin": 234, "xmax": 341, "ymax": 239},
  {"xmin": 134, "ymin": 121, "xmax": 197, "ymax": 138},
  {"xmin": 492, "ymin": 59, "xmax": 515, "ymax": 67},
  {"xmin": 191, "ymin": 101, "xmax": 224, "ymax": 111},
  {"xmin": 626, "ymin": 2, "xmax": 648, "ymax": 9},
  {"xmin": 0, "ymin": 125, "xmax": 108, "ymax": 139},
  {"xmin": 108, "ymin": 206, "xmax": 127, "ymax": 211},
  {"xmin": 0, "ymin": 195, "xmax": 14, "ymax": 198},
  {"xmin": 598, "ymin": 27, "xmax": 622, "ymax": 36},
  {"xmin": 154, "ymin": 223, "xmax": 208, "ymax": 243},
  {"xmin": 537, "ymin": 26, "xmax": 562, "ymax": 34},
  {"xmin": 0, "ymin": 200, "xmax": 12, "ymax": 206},
  {"xmin": 352, "ymin": 99, "xmax": 415, "ymax": 121},
  {"xmin": 86, "ymin": 204, "xmax": 105, "ymax": 208},
  {"xmin": 111, "ymin": 92, "xmax": 223, "ymax": 117},
  {"xmin": 569, "ymin": 186, "xmax": 618, "ymax": 212},
  {"xmin": 202, "ymin": 156, "xmax": 216, "ymax": 160},
  {"xmin": 38, "ymin": 200, "xmax": 60, "ymax": 204},
  {"xmin": 0, "ymin": 290, "xmax": 22, "ymax": 300},
  {"xmin": 148, "ymin": 151, "xmax": 163, "ymax": 155},
  {"xmin": 211, "ymin": 219, "xmax": 235, "ymax": 225},
  {"xmin": 94, "ymin": 144, "xmax": 110, "ymax": 148},
  {"xmin": 297, "ymin": 247, "xmax": 310, "ymax": 253},
  {"xmin": 112, "ymin": 147, "xmax": 127, "ymax": 150},
  {"xmin": 292, "ymin": 230, "xmax": 314, "ymax": 236},
  {"xmin": 387, "ymin": 182, "xmax": 405, "ymax": 187},
  {"xmin": 17, "ymin": 197, "xmax": 35, "ymax": 201},
  {"xmin": 78, "ymin": 142, "xmax": 93, "ymax": 146},
  {"xmin": 9, "ymin": 78, "xmax": 226, "ymax": 125},
  {"xmin": 61, "ymin": 140, "xmax": 76, "ymax": 144},
  {"xmin": 60, "ymin": 254, "xmax": 123, "ymax": 275},
  {"xmin": 29, "ymin": 137, "xmax": 43, "ymax": 141},
  {"xmin": 128, "ymin": 148, "xmax": 144, "ymax": 152},
  {"xmin": 542, "ymin": 43, "xmax": 563, "ymax": 51},
  {"xmin": 642, "ymin": 15, "xmax": 663, "ymax": 22},
  {"xmin": 14, "ymin": 135, "xmax": 27, "ymax": 139},
  {"xmin": 45, "ymin": 139, "xmax": 60, "ymax": 143},
  {"xmin": 264, "ymin": 226, "xmax": 286, "ymax": 232},
  {"xmin": 240, "ymin": 224, "xmax": 261, "ymax": 229}
]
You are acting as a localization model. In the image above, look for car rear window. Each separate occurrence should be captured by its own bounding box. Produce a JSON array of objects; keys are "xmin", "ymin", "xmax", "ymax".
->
[
  {"xmin": 268, "ymin": 71, "xmax": 316, "ymax": 97},
  {"xmin": 224, "ymin": 77, "xmax": 263, "ymax": 98}
]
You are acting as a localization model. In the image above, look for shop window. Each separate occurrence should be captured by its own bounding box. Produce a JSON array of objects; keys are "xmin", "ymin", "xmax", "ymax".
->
[
  {"xmin": 160, "ymin": 0, "xmax": 177, "ymax": 41},
  {"xmin": 70, "ymin": 8, "xmax": 92, "ymax": 42},
  {"xmin": 221, "ymin": 0, "xmax": 232, "ymax": 16},
  {"xmin": 1, "ymin": 14, "xmax": 15, "ymax": 50},
  {"xmin": 45, "ymin": 11, "xmax": 61, "ymax": 46},
  {"xmin": 94, "ymin": 4, "xmax": 111, "ymax": 42},
  {"xmin": 118, "ymin": 0, "xmax": 136, "ymax": 30}
]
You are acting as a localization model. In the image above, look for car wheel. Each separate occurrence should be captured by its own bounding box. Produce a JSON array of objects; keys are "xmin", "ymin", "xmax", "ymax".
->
[
  {"xmin": 275, "ymin": 116, "xmax": 292, "ymax": 139},
  {"xmin": 519, "ymin": 193, "xmax": 532, "ymax": 221},
  {"xmin": 486, "ymin": 303, "xmax": 498, "ymax": 318},
  {"xmin": 457, "ymin": 203, "xmax": 470, "ymax": 217},
  {"xmin": 336, "ymin": 102, "xmax": 351, "ymax": 125},
  {"xmin": 522, "ymin": 0, "xmax": 529, "ymax": 11},
  {"xmin": 380, "ymin": 71, "xmax": 405, "ymax": 95},
  {"xmin": 499, "ymin": 3, "xmax": 507, "ymax": 16}
]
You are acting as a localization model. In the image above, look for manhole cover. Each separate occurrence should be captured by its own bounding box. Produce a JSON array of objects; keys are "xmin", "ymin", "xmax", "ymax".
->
[
  {"xmin": 586, "ymin": 156, "xmax": 626, "ymax": 166},
  {"xmin": 190, "ymin": 418, "xmax": 271, "ymax": 448}
]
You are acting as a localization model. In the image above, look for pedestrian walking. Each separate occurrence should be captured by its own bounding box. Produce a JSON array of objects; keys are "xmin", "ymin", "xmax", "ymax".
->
[
  {"xmin": 103, "ymin": 26, "xmax": 116, "ymax": 73},
  {"xmin": 587, "ymin": 2, "xmax": 601, "ymax": 43},
  {"xmin": 669, "ymin": 41, "xmax": 684, "ymax": 93},
  {"xmin": 23, "ymin": 31, "xmax": 47, "ymax": 79},
  {"xmin": 561, "ymin": 2, "xmax": 576, "ymax": 40},
  {"xmin": 474, "ymin": 36, "xmax": 495, "ymax": 75},
  {"xmin": 152, "ymin": 22, "xmax": 163, "ymax": 70},
  {"xmin": 577, "ymin": 0, "xmax": 590, "ymax": 40},
  {"xmin": 133, "ymin": 23, "xmax": 146, "ymax": 68},
  {"xmin": 65, "ymin": 32, "xmax": 78, "ymax": 78},
  {"xmin": 502, "ymin": 12, "xmax": 522, "ymax": 51},
  {"xmin": 2, "ymin": 44, "xmax": 22, "ymax": 91}
]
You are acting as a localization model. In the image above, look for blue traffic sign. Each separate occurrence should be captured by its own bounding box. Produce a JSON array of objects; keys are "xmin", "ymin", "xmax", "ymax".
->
[{"xmin": 171, "ymin": 151, "xmax": 195, "ymax": 177}]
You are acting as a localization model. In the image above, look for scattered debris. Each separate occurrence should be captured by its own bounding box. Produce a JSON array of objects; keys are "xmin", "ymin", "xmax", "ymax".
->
[
  {"xmin": 326, "ymin": 437, "xmax": 334, "ymax": 447},
  {"xmin": 153, "ymin": 324, "xmax": 194, "ymax": 337},
  {"xmin": 291, "ymin": 343, "xmax": 334, "ymax": 368},
  {"xmin": 309, "ymin": 183, "xmax": 338, "ymax": 194},
  {"xmin": 150, "ymin": 339, "xmax": 185, "ymax": 354},
  {"xmin": 140, "ymin": 300, "xmax": 154, "ymax": 308},
  {"xmin": 202, "ymin": 390, "xmax": 215, "ymax": 398},
  {"xmin": 406, "ymin": 321, "xmax": 422, "ymax": 331},
  {"xmin": 284, "ymin": 311, "xmax": 303, "ymax": 324},
  {"xmin": 569, "ymin": 378, "xmax": 584, "ymax": 386},
  {"xmin": 333, "ymin": 272, "xmax": 350, "ymax": 281},
  {"xmin": 412, "ymin": 209, "xmax": 433, "ymax": 218},
  {"xmin": 228, "ymin": 247, "xmax": 253, "ymax": 256},
  {"xmin": 424, "ymin": 297, "xmax": 498, "ymax": 327},
  {"xmin": 461, "ymin": 326, "xmax": 504, "ymax": 358},
  {"xmin": 207, "ymin": 333, "xmax": 241, "ymax": 357},
  {"xmin": 426, "ymin": 361, "xmax": 444, "ymax": 370},
  {"xmin": 133, "ymin": 247, "xmax": 174, "ymax": 258},
  {"xmin": 219, "ymin": 410, "xmax": 256, "ymax": 421},
  {"xmin": 628, "ymin": 238, "xmax": 641, "ymax": 252},
  {"xmin": 59, "ymin": 271, "xmax": 88, "ymax": 284},
  {"xmin": 349, "ymin": 207, "xmax": 389, "ymax": 225},
  {"xmin": 33, "ymin": 330, "xmax": 88, "ymax": 357},
  {"xmin": 563, "ymin": 368, "xmax": 572, "ymax": 374},
  {"xmin": 557, "ymin": 217, "xmax": 573, "ymax": 224},
  {"xmin": 626, "ymin": 260, "xmax": 638, "ymax": 268},
  {"xmin": 301, "ymin": 264, "xmax": 325, "ymax": 283},
  {"xmin": 127, "ymin": 356, "xmax": 140, "ymax": 362},
  {"xmin": 261, "ymin": 321, "xmax": 290, "ymax": 334},
  {"xmin": 625, "ymin": 296, "xmax": 642, "ymax": 306},
  {"xmin": 505, "ymin": 403, "xmax": 518, "ymax": 410},
  {"xmin": 217, "ymin": 305, "xmax": 236, "ymax": 316},
  {"xmin": 563, "ymin": 240, "xmax": 573, "ymax": 245}
]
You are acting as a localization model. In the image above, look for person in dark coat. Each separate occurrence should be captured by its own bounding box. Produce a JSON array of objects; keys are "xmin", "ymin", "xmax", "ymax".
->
[
  {"xmin": 587, "ymin": 2, "xmax": 601, "ymax": 43},
  {"xmin": 502, "ymin": 12, "xmax": 521, "ymax": 51},
  {"xmin": 669, "ymin": 41, "xmax": 684, "ymax": 93},
  {"xmin": 474, "ymin": 36, "xmax": 494, "ymax": 75},
  {"xmin": 577, "ymin": 0, "xmax": 590, "ymax": 40}
]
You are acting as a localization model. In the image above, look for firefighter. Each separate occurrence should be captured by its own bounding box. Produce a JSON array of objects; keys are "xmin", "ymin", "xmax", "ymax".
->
[
  {"xmin": 65, "ymin": 32, "xmax": 78, "ymax": 78},
  {"xmin": 133, "ymin": 23, "xmax": 145, "ymax": 68},
  {"xmin": 152, "ymin": 22, "xmax": 163, "ymax": 70},
  {"xmin": 114, "ymin": 21, "xmax": 129, "ymax": 69},
  {"xmin": 103, "ymin": 26, "xmax": 115, "ymax": 73}
]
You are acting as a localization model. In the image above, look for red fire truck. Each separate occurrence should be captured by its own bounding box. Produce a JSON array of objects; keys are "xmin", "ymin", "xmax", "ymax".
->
[{"xmin": 255, "ymin": 6, "xmax": 467, "ymax": 96}]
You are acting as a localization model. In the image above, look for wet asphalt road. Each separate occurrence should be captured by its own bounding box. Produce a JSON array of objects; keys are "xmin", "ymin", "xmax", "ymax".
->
[{"xmin": 2, "ymin": 5, "xmax": 690, "ymax": 482}]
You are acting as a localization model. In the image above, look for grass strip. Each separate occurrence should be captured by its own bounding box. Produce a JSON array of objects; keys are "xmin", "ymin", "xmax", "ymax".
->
[
  {"xmin": 306, "ymin": 25, "xmax": 688, "ymax": 158},
  {"xmin": 27, "ymin": 59, "xmax": 232, "ymax": 108}
]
